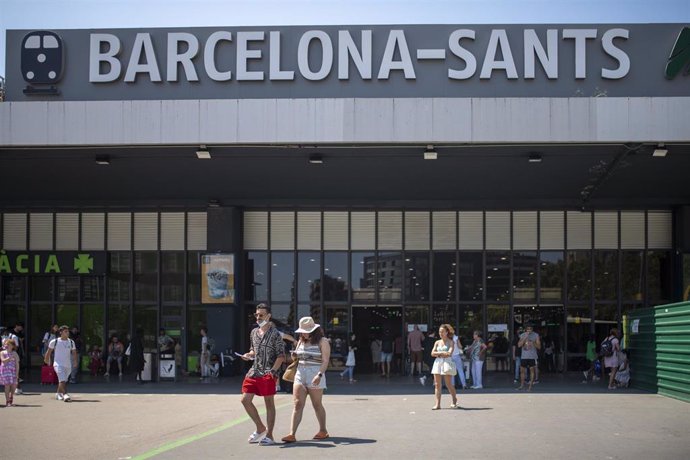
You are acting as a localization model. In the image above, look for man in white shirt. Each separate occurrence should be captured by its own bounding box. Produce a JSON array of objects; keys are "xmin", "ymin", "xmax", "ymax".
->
[{"xmin": 44, "ymin": 325, "xmax": 77, "ymax": 402}]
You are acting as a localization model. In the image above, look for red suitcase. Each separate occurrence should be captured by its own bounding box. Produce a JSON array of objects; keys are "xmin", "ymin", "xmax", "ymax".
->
[{"xmin": 41, "ymin": 364, "xmax": 58, "ymax": 385}]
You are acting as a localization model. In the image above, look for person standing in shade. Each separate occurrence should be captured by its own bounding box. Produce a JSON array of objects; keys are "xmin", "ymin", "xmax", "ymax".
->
[
  {"xmin": 129, "ymin": 329, "xmax": 146, "ymax": 383},
  {"xmin": 380, "ymin": 330, "xmax": 394, "ymax": 378},
  {"xmin": 430, "ymin": 324, "xmax": 458, "ymax": 410},
  {"xmin": 419, "ymin": 329, "xmax": 437, "ymax": 386},
  {"xmin": 468, "ymin": 330, "xmax": 487, "ymax": 389},
  {"xmin": 69, "ymin": 326, "xmax": 82, "ymax": 384},
  {"xmin": 370, "ymin": 336, "xmax": 382, "ymax": 373},
  {"xmin": 104, "ymin": 336, "xmax": 124, "ymax": 377},
  {"xmin": 407, "ymin": 324, "xmax": 425, "ymax": 377},
  {"xmin": 602, "ymin": 328, "xmax": 621, "ymax": 390},
  {"xmin": 340, "ymin": 332, "xmax": 358, "ymax": 383},
  {"xmin": 44, "ymin": 325, "xmax": 77, "ymax": 402},
  {"xmin": 281, "ymin": 316, "xmax": 331, "ymax": 443},
  {"xmin": 41, "ymin": 324, "xmax": 59, "ymax": 356},
  {"xmin": 240, "ymin": 304, "xmax": 285, "ymax": 446},
  {"xmin": 200, "ymin": 327, "xmax": 211, "ymax": 378},
  {"xmin": 449, "ymin": 327, "xmax": 467, "ymax": 389},
  {"xmin": 582, "ymin": 335, "xmax": 598, "ymax": 383},
  {"xmin": 512, "ymin": 327, "xmax": 524, "ymax": 384},
  {"xmin": 518, "ymin": 324, "xmax": 541, "ymax": 391}
]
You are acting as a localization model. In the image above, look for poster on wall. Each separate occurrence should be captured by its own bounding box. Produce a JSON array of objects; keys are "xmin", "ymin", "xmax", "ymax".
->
[{"xmin": 201, "ymin": 254, "xmax": 235, "ymax": 304}]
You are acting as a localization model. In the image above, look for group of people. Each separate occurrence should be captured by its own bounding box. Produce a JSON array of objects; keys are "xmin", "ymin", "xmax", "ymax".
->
[
  {"xmin": 239, "ymin": 304, "xmax": 330, "ymax": 445},
  {"xmin": 582, "ymin": 328, "xmax": 631, "ymax": 389}
]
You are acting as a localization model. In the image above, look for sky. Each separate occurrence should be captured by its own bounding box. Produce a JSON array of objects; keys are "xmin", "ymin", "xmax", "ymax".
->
[{"xmin": 1, "ymin": 0, "xmax": 689, "ymax": 77}]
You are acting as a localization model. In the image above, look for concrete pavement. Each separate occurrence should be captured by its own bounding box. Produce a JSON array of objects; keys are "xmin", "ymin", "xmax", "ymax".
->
[{"xmin": 3, "ymin": 373, "xmax": 689, "ymax": 459}]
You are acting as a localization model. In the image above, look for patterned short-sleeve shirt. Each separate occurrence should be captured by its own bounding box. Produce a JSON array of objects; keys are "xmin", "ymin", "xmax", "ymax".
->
[{"xmin": 248, "ymin": 326, "xmax": 285, "ymax": 378}]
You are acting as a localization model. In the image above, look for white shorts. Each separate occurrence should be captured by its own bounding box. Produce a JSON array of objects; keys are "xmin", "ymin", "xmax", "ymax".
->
[
  {"xmin": 294, "ymin": 365, "xmax": 327, "ymax": 390},
  {"xmin": 54, "ymin": 364, "xmax": 71, "ymax": 383}
]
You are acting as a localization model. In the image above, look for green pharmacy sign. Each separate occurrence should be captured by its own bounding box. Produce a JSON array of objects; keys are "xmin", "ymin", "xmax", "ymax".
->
[
  {"xmin": 665, "ymin": 26, "xmax": 690, "ymax": 79},
  {"xmin": 0, "ymin": 250, "xmax": 106, "ymax": 275}
]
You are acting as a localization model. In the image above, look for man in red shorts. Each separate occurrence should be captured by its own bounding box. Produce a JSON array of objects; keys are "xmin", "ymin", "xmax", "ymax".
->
[{"xmin": 240, "ymin": 303, "xmax": 285, "ymax": 446}]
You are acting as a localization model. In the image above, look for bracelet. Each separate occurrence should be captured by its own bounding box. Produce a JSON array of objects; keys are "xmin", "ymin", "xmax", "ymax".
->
[{"xmin": 317, "ymin": 372, "xmax": 323, "ymax": 377}]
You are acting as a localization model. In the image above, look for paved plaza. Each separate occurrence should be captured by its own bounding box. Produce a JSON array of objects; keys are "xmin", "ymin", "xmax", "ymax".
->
[{"xmin": 4, "ymin": 374, "xmax": 690, "ymax": 460}]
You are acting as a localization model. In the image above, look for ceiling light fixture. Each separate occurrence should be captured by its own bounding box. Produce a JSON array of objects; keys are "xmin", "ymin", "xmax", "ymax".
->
[
  {"xmin": 196, "ymin": 145, "xmax": 211, "ymax": 159},
  {"xmin": 424, "ymin": 144, "xmax": 438, "ymax": 160},
  {"xmin": 308, "ymin": 153, "xmax": 323, "ymax": 164},
  {"xmin": 528, "ymin": 153, "xmax": 542, "ymax": 163},
  {"xmin": 95, "ymin": 154, "xmax": 110, "ymax": 165},
  {"xmin": 652, "ymin": 143, "xmax": 668, "ymax": 157}
]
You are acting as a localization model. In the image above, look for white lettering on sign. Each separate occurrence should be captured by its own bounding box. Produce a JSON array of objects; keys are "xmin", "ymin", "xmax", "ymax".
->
[
  {"xmin": 89, "ymin": 33, "xmax": 122, "ymax": 82},
  {"xmin": 563, "ymin": 29, "xmax": 598, "ymax": 79},
  {"xmin": 298, "ymin": 30, "xmax": 333, "ymax": 81},
  {"xmin": 124, "ymin": 33, "xmax": 162, "ymax": 82},
  {"xmin": 87, "ymin": 27, "xmax": 632, "ymax": 84},
  {"xmin": 167, "ymin": 33, "xmax": 199, "ymax": 82}
]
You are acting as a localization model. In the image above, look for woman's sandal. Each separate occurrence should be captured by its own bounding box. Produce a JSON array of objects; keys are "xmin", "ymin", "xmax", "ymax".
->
[
  {"xmin": 281, "ymin": 434, "xmax": 297, "ymax": 443},
  {"xmin": 431, "ymin": 406, "xmax": 441, "ymax": 410},
  {"xmin": 313, "ymin": 431, "xmax": 329, "ymax": 440}
]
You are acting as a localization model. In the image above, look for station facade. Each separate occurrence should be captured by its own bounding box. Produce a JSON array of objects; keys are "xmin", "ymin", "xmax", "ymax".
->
[{"xmin": 1, "ymin": 23, "xmax": 689, "ymax": 375}]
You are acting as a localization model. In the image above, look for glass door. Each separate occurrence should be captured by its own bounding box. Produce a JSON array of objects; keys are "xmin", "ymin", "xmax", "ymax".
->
[{"xmin": 514, "ymin": 305, "xmax": 565, "ymax": 374}]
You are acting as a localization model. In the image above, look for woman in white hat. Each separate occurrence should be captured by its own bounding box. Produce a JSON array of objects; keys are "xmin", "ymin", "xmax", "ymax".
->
[{"xmin": 281, "ymin": 316, "xmax": 331, "ymax": 443}]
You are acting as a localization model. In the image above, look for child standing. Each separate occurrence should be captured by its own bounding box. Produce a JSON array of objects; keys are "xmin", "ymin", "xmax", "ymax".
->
[{"xmin": 1, "ymin": 338, "xmax": 20, "ymax": 406}]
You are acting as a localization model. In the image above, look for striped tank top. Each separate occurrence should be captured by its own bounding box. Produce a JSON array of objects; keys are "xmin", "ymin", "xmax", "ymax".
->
[{"xmin": 295, "ymin": 341, "xmax": 323, "ymax": 366}]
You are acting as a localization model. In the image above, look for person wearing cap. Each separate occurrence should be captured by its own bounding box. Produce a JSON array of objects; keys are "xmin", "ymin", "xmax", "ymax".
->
[
  {"xmin": 281, "ymin": 316, "xmax": 331, "ymax": 443},
  {"xmin": 239, "ymin": 304, "xmax": 286, "ymax": 446}
]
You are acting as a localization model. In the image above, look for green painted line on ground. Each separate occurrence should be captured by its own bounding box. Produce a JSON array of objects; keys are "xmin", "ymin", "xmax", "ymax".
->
[{"xmin": 132, "ymin": 402, "xmax": 292, "ymax": 460}]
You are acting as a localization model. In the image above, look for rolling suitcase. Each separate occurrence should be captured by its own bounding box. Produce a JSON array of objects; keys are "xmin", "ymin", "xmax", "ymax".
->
[{"xmin": 41, "ymin": 364, "xmax": 58, "ymax": 385}]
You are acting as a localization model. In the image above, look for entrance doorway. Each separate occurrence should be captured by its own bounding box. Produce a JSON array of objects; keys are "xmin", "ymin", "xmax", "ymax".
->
[
  {"xmin": 351, "ymin": 306, "xmax": 403, "ymax": 374},
  {"xmin": 514, "ymin": 306, "xmax": 565, "ymax": 373}
]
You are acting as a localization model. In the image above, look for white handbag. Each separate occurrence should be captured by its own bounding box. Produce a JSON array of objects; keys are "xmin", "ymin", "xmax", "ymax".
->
[{"xmin": 345, "ymin": 350, "xmax": 356, "ymax": 367}]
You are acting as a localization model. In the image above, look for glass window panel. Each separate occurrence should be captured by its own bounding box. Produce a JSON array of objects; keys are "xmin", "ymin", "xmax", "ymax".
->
[
  {"xmin": 245, "ymin": 252, "xmax": 268, "ymax": 302},
  {"xmin": 458, "ymin": 252, "xmax": 483, "ymax": 301},
  {"xmin": 458, "ymin": 305, "xmax": 483, "ymax": 345},
  {"xmin": 351, "ymin": 252, "xmax": 375, "ymax": 303},
  {"xmin": 431, "ymin": 304, "xmax": 456, "ymax": 334},
  {"xmin": 325, "ymin": 306, "xmax": 349, "ymax": 371},
  {"xmin": 486, "ymin": 305, "xmax": 510, "ymax": 372},
  {"xmin": 56, "ymin": 277, "xmax": 79, "ymax": 302},
  {"xmin": 2, "ymin": 277, "xmax": 26, "ymax": 302},
  {"xmin": 269, "ymin": 303, "xmax": 294, "ymax": 331},
  {"xmin": 297, "ymin": 303, "xmax": 321, "ymax": 325},
  {"xmin": 187, "ymin": 305, "xmax": 234, "ymax": 375},
  {"xmin": 594, "ymin": 251, "xmax": 618, "ymax": 301},
  {"xmin": 567, "ymin": 251, "xmax": 591, "ymax": 301},
  {"xmin": 404, "ymin": 252, "xmax": 430, "ymax": 302},
  {"xmin": 30, "ymin": 304, "xmax": 52, "ymax": 364},
  {"xmin": 594, "ymin": 304, "xmax": 618, "ymax": 342},
  {"xmin": 188, "ymin": 252, "xmax": 201, "ymax": 304},
  {"xmin": 566, "ymin": 306, "xmax": 592, "ymax": 355},
  {"xmin": 134, "ymin": 252, "xmax": 158, "ymax": 303},
  {"xmin": 56, "ymin": 303, "xmax": 78, "ymax": 328},
  {"xmin": 323, "ymin": 252, "xmax": 349, "ymax": 302},
  {"xmin": 133, "ymin": 305, "xmax": 157, "ymax": 351},
  {"xmin": 540, "ymin": 251, "xmax": 564, "ymax": 302},
  {"xmin": 271, "ymin": 252, "xmax": 295, "ymax": 303},
  {"xmin": 486, "ymin": 251, "xmax": 510, "ymax": 302},
  {"xmin": 648, "ymin": 250, "xmax": 672, "ymax": 304},
  {"xmin": 621, "ymin": 251, "xmax": 644, "ymax": 301},
  {"xmin": 107, "ymin": 304, "xmax": 130, "ymax": 343},
  {"xmin": 325, "ymin": 306, "xmax": 349, "ymax": 335},
  {"xmin": 109, "ymin": 253, "xmax": 131, "ymax": 302},
  {"xmin": 432, "ymin": 252, "xmax": 456, "ymax": 302},
  {"xmin": 31, "ymin": 277, "xmax": 53, "ymax": 301},
  {"xmin": 378, "ymin": 252, "xmax": 402, "ymax": 303},
  {"xmin": 405, "ymin": 305, "xmax": 429, "ymax": 328},
  {"xmin": 513, "ymin": 251, "xmax": 537, "ymax": 302},
  {"xmin": 162, "ymin": 252, "xmax": 185, "ymax": 303},
  {"xmin": 82, "ymin": 276, "xmax": 104, "ymax": 302},
  {"xmin": 83, "ymin": 304, "xmax": 105, "ymax": 351},
  {"xmin": 298, "ymin": 252, "xmax": 321, "ymax": 302}
]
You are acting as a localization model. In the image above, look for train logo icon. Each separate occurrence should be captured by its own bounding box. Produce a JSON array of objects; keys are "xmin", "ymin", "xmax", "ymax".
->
[{"xmin": 21, "ymin": 31, "xmax": 64, "ymax": 95}]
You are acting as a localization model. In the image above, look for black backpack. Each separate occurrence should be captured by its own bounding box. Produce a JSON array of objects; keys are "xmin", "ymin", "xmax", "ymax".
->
[{"xmin": 601, "ymin": 337, "xmax": 614, "ymax": 357}]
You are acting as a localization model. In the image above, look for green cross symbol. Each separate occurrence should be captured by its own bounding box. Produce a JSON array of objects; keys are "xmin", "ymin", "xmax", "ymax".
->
[{"xmin": 74, "ymin": 254, "xmax": 94, "ymax": 274}]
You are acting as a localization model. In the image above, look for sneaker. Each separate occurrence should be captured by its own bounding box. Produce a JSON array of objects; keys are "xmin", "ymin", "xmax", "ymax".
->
[
  {"xmin": 56, "ymin": 393, "xmax": 64, "ymax": 401},
  {"xmin": 248, "ymin": 430, "xmax": 267, "ymax": 444},
  {"xmin": 583, "ymin": 371, "xmax": 588, "ymax": 380},
  {"xmin": 533, "ymin": 380, "xmax": 540, "ymax": 384},
  {"xmin": 14, "ymin": 389, "xmax": 23, "ymax": 395},
  {"xmin": 119, "ymin": 372, "xmax": 123, "ymax": 376},
  {"xmin": 258, "ymin": 436, "xmax": 275, "ymax": 446},
  {"xmin": 104, "ymin": 372, "xmax": 110, "ymax": 376},
  {"xmin": 63, "ymin": 394, "xmax": 71, "ymax": 402},
  {"xmin": 419, "ymin": 375, "xmax": 426, "ymax": 386},
  {"xmin": 513, "ymin": 379, "xmax": 518, "ymax": 384}
]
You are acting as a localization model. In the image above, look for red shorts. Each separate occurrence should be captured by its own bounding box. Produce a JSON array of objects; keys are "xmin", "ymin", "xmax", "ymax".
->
[{"xmin": 242, "ymin": 374, "xmax": 277, "ymax": 397}]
